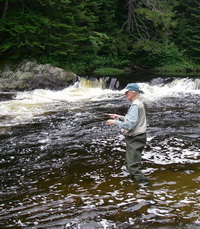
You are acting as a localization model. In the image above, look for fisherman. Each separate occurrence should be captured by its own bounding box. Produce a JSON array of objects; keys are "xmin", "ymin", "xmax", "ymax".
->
[{"xmin": 106, "ymin": 83, "xmax": 149, "ymax": 185}]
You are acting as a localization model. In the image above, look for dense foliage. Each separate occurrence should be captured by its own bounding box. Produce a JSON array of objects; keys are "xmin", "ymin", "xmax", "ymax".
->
[{"xmin": 0, "ymin": 0, "xmax": 199, "ymax": 73}]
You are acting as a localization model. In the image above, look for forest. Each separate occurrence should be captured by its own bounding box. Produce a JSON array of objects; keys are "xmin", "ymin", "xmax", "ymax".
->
[{"xmin": 0, "ymin": 0, "xmax": 200, "ymax": 74}]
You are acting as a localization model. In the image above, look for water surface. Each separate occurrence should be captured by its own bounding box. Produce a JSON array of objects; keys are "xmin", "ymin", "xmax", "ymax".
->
[{"xmin": 0, "ymin": 76, "xmax": 200, "ymax": 228}]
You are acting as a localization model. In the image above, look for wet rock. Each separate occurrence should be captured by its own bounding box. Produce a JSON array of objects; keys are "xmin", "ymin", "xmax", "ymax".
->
[{"xmin": 0, "ymin": 60, "xmax": 77, "ymax": 91}]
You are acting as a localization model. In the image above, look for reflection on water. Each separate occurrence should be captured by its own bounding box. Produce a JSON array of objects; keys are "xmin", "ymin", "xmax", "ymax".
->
[{"xmin": 0, "ymin": 76, "xmax": 200, "ymax": 228}]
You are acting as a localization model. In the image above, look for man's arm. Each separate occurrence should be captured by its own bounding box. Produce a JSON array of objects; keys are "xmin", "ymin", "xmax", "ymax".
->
[{"xmin": 115, "ymin": 105, "xmax": 138, "ymax": 130}]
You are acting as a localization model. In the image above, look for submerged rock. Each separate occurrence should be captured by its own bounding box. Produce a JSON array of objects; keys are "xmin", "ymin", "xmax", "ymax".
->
[{"xmin": 0, "ymin": 60, "xmax": 77, "ymax": 91}]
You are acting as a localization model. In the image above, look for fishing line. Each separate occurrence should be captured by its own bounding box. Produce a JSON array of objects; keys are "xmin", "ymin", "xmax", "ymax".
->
[
  {"xmin": 32, "ymin": 93, "xmax": 67, "ymax": 102},
  {"xmin": 16, "ymin": 91, "xmax": 124, "ymax": 102},
  {"xmin": 16, "ymin": 92, "xmax": 68, "ymax": 102}
]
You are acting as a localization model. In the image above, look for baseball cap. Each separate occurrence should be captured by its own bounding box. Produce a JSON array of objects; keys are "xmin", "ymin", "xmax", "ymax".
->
[{"xmin": 124, "ymin": 83, "xmax": 143, "ymax": 93}]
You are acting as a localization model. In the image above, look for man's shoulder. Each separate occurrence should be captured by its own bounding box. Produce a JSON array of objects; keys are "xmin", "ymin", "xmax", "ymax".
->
[{"xmin": 132, "ymin": 98, "xmax": 143, "ymax": 106}]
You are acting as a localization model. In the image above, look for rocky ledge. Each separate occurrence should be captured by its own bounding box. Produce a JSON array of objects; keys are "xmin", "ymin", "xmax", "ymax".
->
[{"xmin": 0, "ymin": 60, "xmax": 77, "ymax": 91}]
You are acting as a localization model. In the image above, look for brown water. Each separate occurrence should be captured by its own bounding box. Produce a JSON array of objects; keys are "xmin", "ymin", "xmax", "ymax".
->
[{"xmin": 0, "ymin": 76, "xmax": 200, "ymax": 228}]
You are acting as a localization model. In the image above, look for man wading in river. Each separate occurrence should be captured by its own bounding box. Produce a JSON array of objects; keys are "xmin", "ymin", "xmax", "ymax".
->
[{"xmin": 106, "ymin": 83, "xmax": 149, "ymax": 185}]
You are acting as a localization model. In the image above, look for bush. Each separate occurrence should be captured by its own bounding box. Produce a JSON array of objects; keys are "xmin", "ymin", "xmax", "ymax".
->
[
  {"xmin": 93, "ymin": 67, "xmax": 125, "ymax": 75},
  {"xmin": 132, "ymin": 40, "xmax": 187, "ymax": 68}
]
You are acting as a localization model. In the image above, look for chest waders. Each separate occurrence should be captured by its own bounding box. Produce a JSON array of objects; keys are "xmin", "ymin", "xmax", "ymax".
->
[{"xmin": 125, "ymin": 133, "xmax": 146, "ymax": 182}]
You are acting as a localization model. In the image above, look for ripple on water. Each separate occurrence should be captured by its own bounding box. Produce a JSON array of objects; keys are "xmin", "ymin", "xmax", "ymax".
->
[
  {"xmin": 1, "ymin": 78, "xmax": 200, "ymax": 228},
  {"xmin": 144, "ymin": 136, "xmax": 200, "ymax": 165}
]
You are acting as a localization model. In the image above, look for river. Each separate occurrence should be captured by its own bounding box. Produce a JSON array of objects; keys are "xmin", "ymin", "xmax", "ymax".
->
[{"xmin": 0, "ymin": 75, "xmax": 200, "ymax": 228}]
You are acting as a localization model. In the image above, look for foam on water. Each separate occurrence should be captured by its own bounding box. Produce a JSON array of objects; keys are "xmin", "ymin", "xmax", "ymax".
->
[
  {"xmin": 0, "ymin": 77, "xmax": 199, "ymax": 127},
  {"xmin": 139, "ymin": 78, "xmax": 200, "ymax": 104},
  {"xmin": 0, "ymin": 81, "xmax": 121, "ymax": 126},
  {"xmin": 15, "ymin": 81, "xmax": 118, "ymax": 103}
]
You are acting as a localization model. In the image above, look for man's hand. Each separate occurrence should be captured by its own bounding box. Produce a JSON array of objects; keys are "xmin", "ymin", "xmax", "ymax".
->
[
  {"xmin": 106, "ymin": 119, "xmax": 116, "ymax": 125},
  {"xmin": 105, "ymin": 114, "xmax": 119, "ymax": 119}
]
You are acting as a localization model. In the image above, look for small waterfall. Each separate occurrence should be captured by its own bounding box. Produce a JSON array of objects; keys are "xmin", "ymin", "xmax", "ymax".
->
[
  {"xmin": 194, "ymin": 78, "xmax": 200, "ymax": 90},
  {"xmin": 78, "ymin": 76, "xmax": 120, "ymax": 90},
  {"xmin": 78, "ymin": 77, "xmax": 106, "ymax": 89},
  {"xmin": 108, "ymin": 78, "xmax": 119, "ymax": 89},
  {"xmin": 78, "ymin": 76, "xmax": 200, "ymax": 93},
  {"xmin": 166, "ymin": 78, "xmax": 200, "ymax": 91}
]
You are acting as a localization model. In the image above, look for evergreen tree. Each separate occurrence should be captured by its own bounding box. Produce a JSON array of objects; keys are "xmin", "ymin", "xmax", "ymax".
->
[
  {"xmin": 124, "ymin": 0, "xmax": 177, "ymax": 40},
  {"xmin": 0, "ymin": 0, "xmax": 46, "ymax": 59},
  {"xmin": 0, "ymin": 0, "xmax": 199, "ymax": 72},
  {"xmin": 173, "ymin": 0, "xmax": 200, "ymax": 63},
  {"xmin": 0, "ymin": 0, "xmax": 98, "ymax": 64}
]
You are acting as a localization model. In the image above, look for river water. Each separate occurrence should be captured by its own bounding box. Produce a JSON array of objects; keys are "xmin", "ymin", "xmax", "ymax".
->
[{"xmin": 0, "ymin": 75, "xmax": 200, "ymax": 229}]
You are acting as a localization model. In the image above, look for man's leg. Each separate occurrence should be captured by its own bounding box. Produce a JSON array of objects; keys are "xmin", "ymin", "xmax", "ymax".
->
[{"xmin": 125, "ymin": 133, "xmax": 147, "ymax": 182}]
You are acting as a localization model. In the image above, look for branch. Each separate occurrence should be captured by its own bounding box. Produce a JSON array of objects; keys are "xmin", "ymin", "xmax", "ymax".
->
[{"xmin": 123, "ymin": 0, "xmax": 162, "ymax": 39}]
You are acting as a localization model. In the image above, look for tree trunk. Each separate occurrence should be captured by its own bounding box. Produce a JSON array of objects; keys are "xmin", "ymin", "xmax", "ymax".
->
[
  {"xmin": 2, "ymin": 0, "xmax": 9, "ymax": 19},
  {"xmin": 126, "ymin": 0, "xmax": 135, "ymax": 32}
]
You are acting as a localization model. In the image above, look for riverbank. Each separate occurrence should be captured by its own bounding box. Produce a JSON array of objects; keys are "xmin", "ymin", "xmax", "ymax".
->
[
  {"xmin": 1, "ymin": 60, "xmax": 200, "ymax": 91},
  {"xmin": 93, "ymin": 64, "xmax": 200, "ymax": 76}
]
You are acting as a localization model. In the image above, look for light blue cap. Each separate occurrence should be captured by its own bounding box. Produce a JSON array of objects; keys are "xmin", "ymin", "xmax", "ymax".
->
[{"xmin": 124, "ymin": 83, "xmax": 141, "ymax": 92}]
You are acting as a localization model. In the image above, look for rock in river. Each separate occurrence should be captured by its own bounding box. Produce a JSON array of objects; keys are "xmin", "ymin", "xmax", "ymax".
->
[{"xmin": 0, "ymin": 60, "xmax": 77, "ymax": 91}]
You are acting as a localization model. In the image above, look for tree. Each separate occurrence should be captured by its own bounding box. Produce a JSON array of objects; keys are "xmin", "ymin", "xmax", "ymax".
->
[
  {"xmin": 0, "ymin": 0, "xmax": 198, "ymax": 72},
  {"xmin": 0, "ymin": 0, "xmax": 97, "ymax": 64},
  {"xmin": 2, "ymin": 0, "xmax": 8, "ymax": 19},
  {"xmin": 173, "ymin": 0, "xmax": 200, "ymax": 63},
  {"xmin": 124, "ymin": 0, "xmax": 177, "ymax": 40}
]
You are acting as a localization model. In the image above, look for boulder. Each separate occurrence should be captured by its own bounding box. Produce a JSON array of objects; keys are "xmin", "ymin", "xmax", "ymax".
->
[{"xmin": 0, "ymin": 60, "xmax": 77, "ymax": 91}]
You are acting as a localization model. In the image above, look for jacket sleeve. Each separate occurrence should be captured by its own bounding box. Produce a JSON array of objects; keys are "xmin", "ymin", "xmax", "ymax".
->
[
  {"xmin": 118, "ymin": 115, "xmax": 125, "ymax": 121},
  {"xmin": 115, "ymin": 105, "xmax": 138, "ymax": 130}
]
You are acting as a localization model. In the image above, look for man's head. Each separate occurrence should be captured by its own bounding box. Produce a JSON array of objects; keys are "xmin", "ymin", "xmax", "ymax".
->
[{"xmin": 124, "ymin": 83, "xmax": 142, "ymax": 101}]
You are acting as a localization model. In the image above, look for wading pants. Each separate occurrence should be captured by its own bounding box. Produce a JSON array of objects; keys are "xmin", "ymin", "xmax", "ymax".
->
[{"xmin": 125, "ymin": 133, "xmax": 146, "ymax": 182}]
